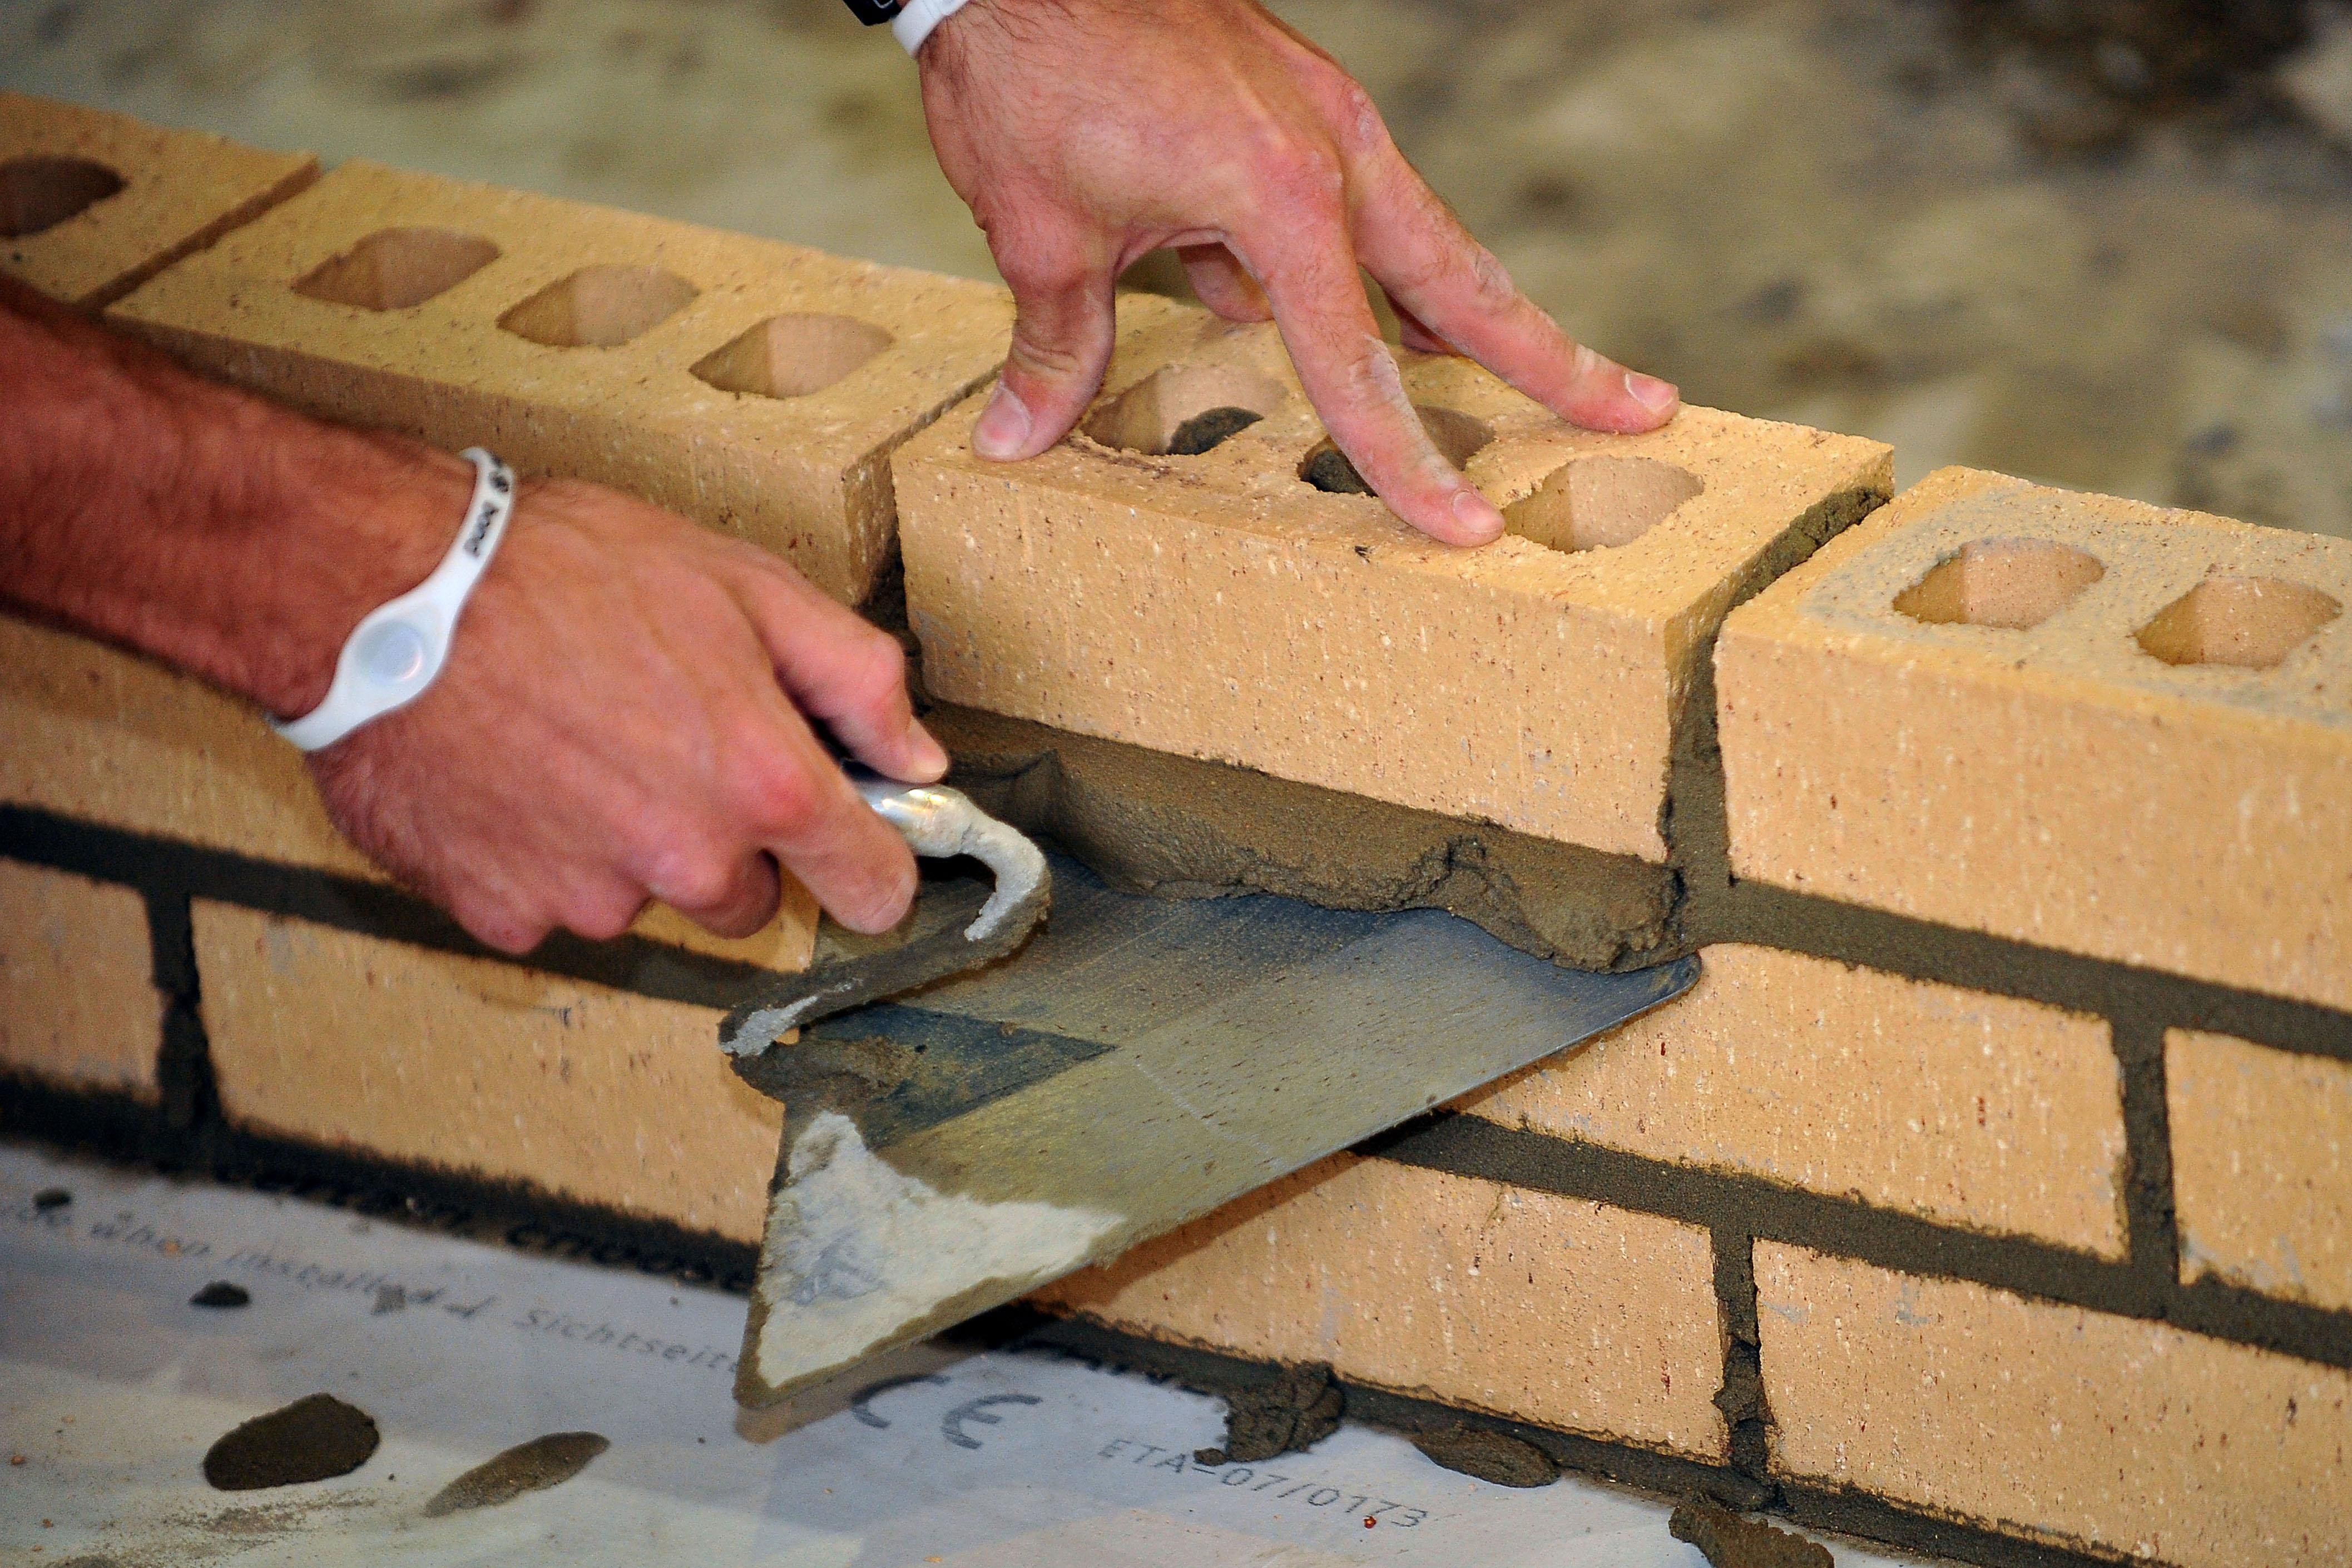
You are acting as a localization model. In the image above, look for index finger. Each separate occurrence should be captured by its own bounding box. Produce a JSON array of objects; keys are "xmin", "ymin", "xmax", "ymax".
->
[
  {"xmin": 1354, "ymin": 150, "xmax": 1678, "ymax": 434},
  {"xmin": 1237, "ymin": 216, "xmax": 1505, "ymax": 546}
]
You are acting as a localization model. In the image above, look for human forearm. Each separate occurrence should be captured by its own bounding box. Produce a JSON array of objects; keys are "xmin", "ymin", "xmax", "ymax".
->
[{"xmin": 0, "ymin": 277, "xmax": 463, "ymax": 719}]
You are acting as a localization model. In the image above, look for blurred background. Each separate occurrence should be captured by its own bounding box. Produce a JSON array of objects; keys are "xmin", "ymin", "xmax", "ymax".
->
[{"xmin": 6, "ymin": 0, "xmax": 2352, "ymax": 538}]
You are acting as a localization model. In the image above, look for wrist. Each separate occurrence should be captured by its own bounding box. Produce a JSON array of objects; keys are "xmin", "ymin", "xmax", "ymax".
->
[{"xmin": 240, "ymin": 438, "xmax": 476, "ymax": 720}]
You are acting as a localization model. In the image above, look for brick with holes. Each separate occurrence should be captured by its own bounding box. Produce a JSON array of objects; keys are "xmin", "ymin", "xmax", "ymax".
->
[
  {"xmin": 1716, "ymin": 467, "xmax": 2352, "ymax": 1011},
  {"xmin": 895, "ymin": 294, "xmax": 1891, "ymax": 862},
  {"xmin": 106, "ymin": 160, "xmax": 1012, "ymax": 606},
  {"xmin": 1, "ymin": 92, "xmax": 316, "ymax": 310}
]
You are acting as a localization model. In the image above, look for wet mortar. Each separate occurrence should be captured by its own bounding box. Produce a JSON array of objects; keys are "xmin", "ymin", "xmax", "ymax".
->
[
  {"xmin": 189, "ymin": 1281, "xmax": 250, "ymax": 1308},
  {"xmin": 1166, "ymin": 404, "xmax": 1262, "ymax": 456},
  {"xmin": 1411, "ymin": 1425, "xmax": 1561, "ymax": 1488},
  {"xmin": 1300, "ymin": 445, "xmax": 1374, "ymax": 495},
  {"xmin": 202, "ymin": 1393, "xmax": 380, "ymax": 1491},
  {"xmin": 1672, "ymin": 1499, "xmax": 1836, "ymax": 1568},
  {"xmin": 1211, "ymin": 1362, "xmax": 1345, "ymax": 1463},
  {"xmin": 422, "ymin": 1431, "xmax": 610, "ymax": 1516},
  {"xmin": 927, "ymin": 703, "xmax": 1681, "ymax": 972}
]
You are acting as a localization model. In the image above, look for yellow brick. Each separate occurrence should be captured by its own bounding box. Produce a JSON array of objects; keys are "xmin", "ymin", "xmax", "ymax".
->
[
  {"xmin": 1462, "ymin": 944, "xmax": 2127, "ymax": 1256},
  {"xmin": 1757, "ymin": 1243, "xmax": 2352, "ymax": 1567},
  {"xmin": 2, "ymin": 93, "xmax": 316, "ymax": 309},
  {"xmin": 1, "ymin": 616, "xmax": 819, "ymax": 970},
  {"xmin": 108, "ymin": 160, "xmax": 1012, "ymax": 606},
  {"xmin": 0, "ymin": 860, "xmax": 160, "ymax": 1100},
  {"xmin": 898, "ymin": 295, "xmax": 1889, "ymax": 863},
  {"xmin": 2169, "ymin": 1029, "xmax": 2352, "ymax": 1312},
  {"xmin": 193, "ymin": 901, "xmax": 781, "ymax": 1242},
  {"xmin": 1718, "ymin": 467, "xmax": 2352, "ymax": 1011},
  {"xmin": 1034, "ymin": 1153, "xmax": 1726, "ymax": 1458}
]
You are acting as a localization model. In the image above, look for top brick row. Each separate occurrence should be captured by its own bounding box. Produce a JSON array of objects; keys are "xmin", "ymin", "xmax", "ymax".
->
[{"xmin": 9, "ymin": 95, "xmax": 2346, "ymax": 1013}]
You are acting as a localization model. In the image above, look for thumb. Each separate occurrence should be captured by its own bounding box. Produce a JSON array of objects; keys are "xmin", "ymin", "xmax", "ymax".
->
[{"xmin": 973, "ymin": 243, "xmax": 1118, "ymax": 461}]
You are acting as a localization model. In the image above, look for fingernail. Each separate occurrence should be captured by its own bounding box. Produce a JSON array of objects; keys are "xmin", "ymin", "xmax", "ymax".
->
[
  {"xmin": 1452, "ymin": 486, "xmax": 1506, "ymax": 542},
  {"xmin": 972, "ymin": 381, "xmax": 1033, "ymax": 459},
  {"xmin": 1626, "ymin": 371, "xmax": 1680, "ymax": 415},
  {"xmin": 908, "ymin": 720, "xmax": 949, "ymax": 781}
]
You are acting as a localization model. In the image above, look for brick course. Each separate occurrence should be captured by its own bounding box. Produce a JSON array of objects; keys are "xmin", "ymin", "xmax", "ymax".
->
[
  {"xmin": 899, "ymin": 295, "xmax": 1890, "ymax": 862},
  {"xmin": 1034, "ymin": 1152, "xmax": 1728, "ymax": 1460},
  {"xmin": 1717, "ymin": 467, "xmax": 2352, "ymax": 1011},
  {"xmin": 108, "ymin": 160, "xmax": 1011, "ymax": 606},
  {"xmin": 1757, "ymin": 1243, "xmax": 2352, "ymax": 1568},
  {"xmin": 193, "ymin": 901, "xmax": 782, "ymax": 1243},
  {"xmin": 1460, "ymin": 944, "xmax": 2127, "ymax": 1257}
]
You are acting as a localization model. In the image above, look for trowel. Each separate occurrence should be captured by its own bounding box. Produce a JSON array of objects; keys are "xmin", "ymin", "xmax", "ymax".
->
[{"xmin": 715, "ymin": 767, "xmax": 1699, "ymax": 1408}]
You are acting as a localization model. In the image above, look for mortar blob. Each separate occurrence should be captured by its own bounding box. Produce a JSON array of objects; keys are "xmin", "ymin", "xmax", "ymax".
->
[{"xmin": 202, "ymin": 1393, "xmax": 379, "ymax": 1491}]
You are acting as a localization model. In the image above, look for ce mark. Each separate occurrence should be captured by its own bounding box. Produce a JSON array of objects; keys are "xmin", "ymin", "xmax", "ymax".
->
[{"xmin": 848, "ymin": 1372, "xmax": 1043, "ymax": 1452}]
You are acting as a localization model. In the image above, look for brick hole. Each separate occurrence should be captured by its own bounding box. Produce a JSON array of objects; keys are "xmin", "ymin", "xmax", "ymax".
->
[
  {"xmin": 1298, "ymin": 405, "xmax": 1494, "ymax": 495},
  {"xmin": 291, "ymin": 227, "xmax": 500, "ymax": 311},
  {"xmin": 498, "ymin": 265, "xmax": 698, "ymax": 349},
  {"xmin": 1082, "ymin": 363, "xmax": 1288, "ymax": 456},
  {"xmin": 2134, "ymin": 576, "xmax": 2342, "ymax": 669},
  {"xmin": 1893, "ymin": 538, "xmax": 2105, "ymax": 630},
  {"xmin": 0, "ymin": 155, "xmax": 125, "ymax": 239},
  {"xmin": 690, "ymin": 312, "xmax": 893, "ymax": 399},
  {"xmin": 1503, "ymin": 455, "xmax": 1702, "ymax": 552}
]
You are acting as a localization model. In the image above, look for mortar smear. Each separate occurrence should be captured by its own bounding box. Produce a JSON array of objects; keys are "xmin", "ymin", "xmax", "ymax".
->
[
  {"xmin": 423, "ymin": 1431, "xmax": 609, "ymax": 1516},
  {"xmin": 1219, "ymin": 1362, "xmax": 1345, "ymax": 1462},
  {"xmin": 1412, "ymin": 1425, "xmax": 1558, "ymax": 1487},
  {"xmin": 1670, "ymin": 1500, "xmax": 1833, "ymax": 1568},
  {"xmin": 928, "ymin": 704, "xmax": 1678, "ymax": 971}
]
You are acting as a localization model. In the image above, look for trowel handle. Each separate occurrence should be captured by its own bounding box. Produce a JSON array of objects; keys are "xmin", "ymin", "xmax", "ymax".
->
[{"xmin": 841, "ymin": 762, "xmax": 1048, "ymax": 942}]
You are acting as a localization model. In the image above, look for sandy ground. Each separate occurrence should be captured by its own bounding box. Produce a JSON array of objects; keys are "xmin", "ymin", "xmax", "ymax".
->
[{"xmin": 7, "ymin": 0, "xmax": 2352, "ymax": 537}]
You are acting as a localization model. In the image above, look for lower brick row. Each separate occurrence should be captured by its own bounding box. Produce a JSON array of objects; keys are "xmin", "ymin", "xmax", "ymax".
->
[{"xmin": 8, "ymin": 852, "xmax": 2352, "ymax": 1567}]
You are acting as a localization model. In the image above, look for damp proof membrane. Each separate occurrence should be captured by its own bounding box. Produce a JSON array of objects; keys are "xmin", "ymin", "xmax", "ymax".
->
[{"xmin": 0, "ymin": 1143, "xmax": 1934, "ymax": 1567}]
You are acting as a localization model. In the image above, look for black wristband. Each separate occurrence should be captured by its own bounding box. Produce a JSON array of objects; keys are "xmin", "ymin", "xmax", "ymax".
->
[{"xmin": 841, "ymin": 0, "xmax": 903, "ymax": 22}]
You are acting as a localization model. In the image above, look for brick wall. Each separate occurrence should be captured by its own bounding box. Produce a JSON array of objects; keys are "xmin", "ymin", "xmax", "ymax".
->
[{"xmin": 7, "ymin": 94, "xmax": 2349, "ymax": 1568}]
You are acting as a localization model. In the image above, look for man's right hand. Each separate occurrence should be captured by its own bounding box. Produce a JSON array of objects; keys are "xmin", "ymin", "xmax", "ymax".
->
[
  {"xmin": 2, "ymin": 279, "xmax": 937, "ymax": 957},
  {"xmin": 310, "ymin": 476, "xmax": 943, "ymax": 955}
]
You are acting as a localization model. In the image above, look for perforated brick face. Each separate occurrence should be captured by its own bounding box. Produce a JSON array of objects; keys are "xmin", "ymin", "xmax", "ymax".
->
[{"xmin": 1718, "ymin": 467, "xmax": 2352, "ymax": 1010}]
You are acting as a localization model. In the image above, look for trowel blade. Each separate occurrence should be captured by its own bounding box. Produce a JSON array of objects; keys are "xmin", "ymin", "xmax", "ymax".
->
[{"xmin": 730, "ymin": 852, "xmax": 1697, "ymax": 1408}]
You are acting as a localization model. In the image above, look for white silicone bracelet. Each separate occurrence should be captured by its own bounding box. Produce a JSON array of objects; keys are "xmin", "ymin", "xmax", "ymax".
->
[
  {"xmin": 891, "ymin": 0, "xmax": 972, "ymax": 53},
  {"xmin": 271, "ymin": 449, "xmax": 517, "ymax": 753}
]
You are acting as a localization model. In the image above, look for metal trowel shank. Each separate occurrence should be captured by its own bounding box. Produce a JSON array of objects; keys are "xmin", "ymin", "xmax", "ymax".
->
[{"xmin": 717, "ymin": 767, "xmax": 1051, "ymax": 1054}]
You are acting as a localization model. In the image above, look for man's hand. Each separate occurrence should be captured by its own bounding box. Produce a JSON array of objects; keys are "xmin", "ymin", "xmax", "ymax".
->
[
  {"xmin": 915, "ymin": 0, "xmax": 1681, "ymax": 547},
  {"xmin": 2, "ymin": 279, "xmax": 937, "ymax": 956},
  {"xmin": 313, "ymin": 478, "xmax": 942, "ymax": 955}
]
